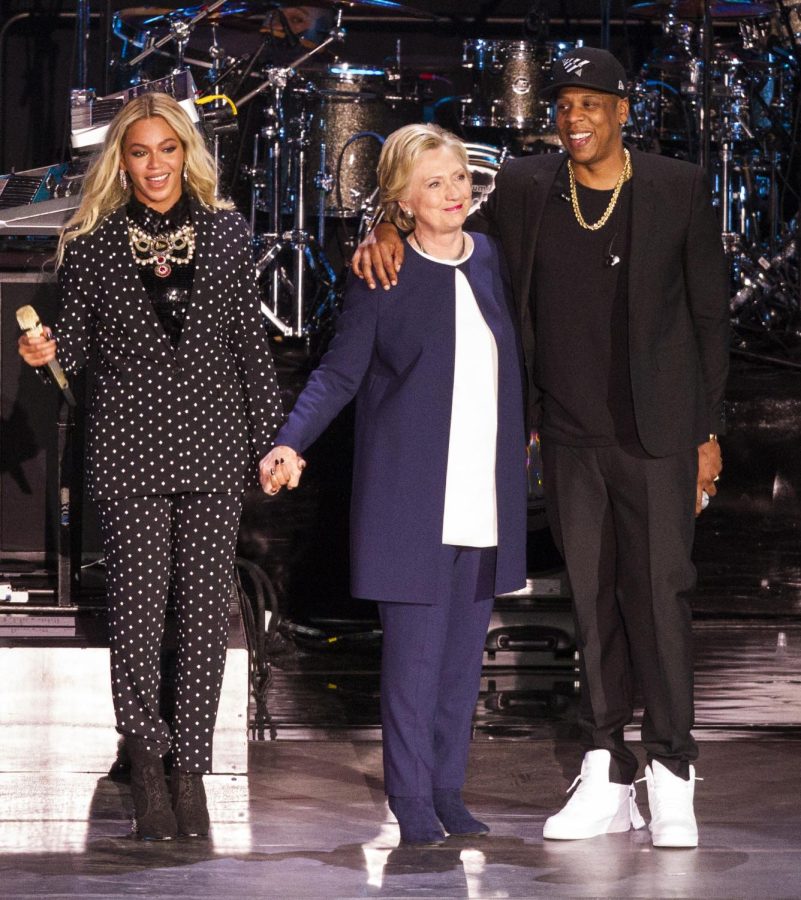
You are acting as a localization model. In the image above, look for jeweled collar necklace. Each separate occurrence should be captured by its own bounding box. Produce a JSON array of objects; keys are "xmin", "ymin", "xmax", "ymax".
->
[{"xmin": 126, "ymin": 193, "xmax": 195, "ymax": 278}]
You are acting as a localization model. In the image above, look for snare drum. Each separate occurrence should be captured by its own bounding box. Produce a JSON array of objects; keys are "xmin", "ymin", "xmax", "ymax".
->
[
  {"xmin": 307, "ymin": 64, "xmax": 420, "ymax": 218},
  {"xmin": 460, "ymin": 40, "xmax": 541, "ymax": 130}
]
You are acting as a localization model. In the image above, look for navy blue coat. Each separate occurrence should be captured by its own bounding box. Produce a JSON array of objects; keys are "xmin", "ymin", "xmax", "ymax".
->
[{"xmin": 276, "ymin": 233, "xmax": 527, "ymax": 605}]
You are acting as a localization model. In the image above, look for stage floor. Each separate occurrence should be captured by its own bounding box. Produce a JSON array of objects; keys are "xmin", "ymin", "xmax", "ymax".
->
[
  {"xmin": 1, "ymin": 738, "xmax": 799, "ymax": 899},
  {"xmin": 3, "ymin": 359, "xmax": 801, "ymax": 896}
]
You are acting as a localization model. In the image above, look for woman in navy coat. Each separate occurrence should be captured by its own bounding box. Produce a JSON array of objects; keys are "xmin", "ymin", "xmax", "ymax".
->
[
  {"xmin": 261, "ymin": 124, "xmax": 527, "ymax": 845},
  {"xmin": 19, "ymin": 93, "xmax": 282, "ymax": 841}
]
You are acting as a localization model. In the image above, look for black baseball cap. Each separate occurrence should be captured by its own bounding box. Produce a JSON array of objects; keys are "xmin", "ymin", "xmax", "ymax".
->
[{"xmin": 541, "ymin": 47, "xmax": 628, "ymax": 98}]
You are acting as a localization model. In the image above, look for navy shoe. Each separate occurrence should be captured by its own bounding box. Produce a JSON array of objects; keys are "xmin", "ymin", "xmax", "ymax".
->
[
  {"xmin": 433, "ymin": 789, "xmax": 489, "ymax": 836},
  {"xmin": 388, "ymin": 796, "xmax": 446, "ymax": 846}
]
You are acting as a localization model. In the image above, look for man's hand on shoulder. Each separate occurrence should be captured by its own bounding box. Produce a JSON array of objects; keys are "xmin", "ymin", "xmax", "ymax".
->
[{"xmin": 351, "ymin": 223, "xmax": 405, "ymax": 291}]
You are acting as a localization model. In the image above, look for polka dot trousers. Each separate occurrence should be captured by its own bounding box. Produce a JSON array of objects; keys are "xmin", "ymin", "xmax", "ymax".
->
[{"xmin": 97, "ymin": 492, "xmax": 243, "ymax": 773}]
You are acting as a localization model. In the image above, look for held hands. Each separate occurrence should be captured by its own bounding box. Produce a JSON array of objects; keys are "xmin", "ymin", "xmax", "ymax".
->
[
  {"xmin": 18, "ymin": 328, "xmax": 56, "ymax": 367},
  {"xmin": 259, "ymin": 445, "xmax": 306, "ymax": 496},
  {"xmin": 696, "ymin": 438, "xmax": 722, "ymax": 516},
  {"xmin": 351, "ymin": 223, "xmax": 405, "ymax": 290}
]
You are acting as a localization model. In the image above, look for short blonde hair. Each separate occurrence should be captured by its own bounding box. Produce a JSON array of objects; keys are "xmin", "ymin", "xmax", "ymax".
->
[
  {"xmin": 57, "ymin": 92, "xmax": 233, "ymax": 265},
  {"xmin": 377, "ymin": 124, "xmax": 469, "ymax": 233}
]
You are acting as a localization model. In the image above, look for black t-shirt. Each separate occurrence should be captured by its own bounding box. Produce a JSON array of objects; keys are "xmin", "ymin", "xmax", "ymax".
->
[{"xmin": 533, "ymin": 166, "xmax": 641, "ymax": 449}]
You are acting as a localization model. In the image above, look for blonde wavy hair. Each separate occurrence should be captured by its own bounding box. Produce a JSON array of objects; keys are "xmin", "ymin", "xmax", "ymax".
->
[
  {"xmin": 56, "ymin": 91, "xmax": 233, "ymax": 266},
  {"xmin": 377, "ymin": 123, "xmax": 469, "ymax": 233}
]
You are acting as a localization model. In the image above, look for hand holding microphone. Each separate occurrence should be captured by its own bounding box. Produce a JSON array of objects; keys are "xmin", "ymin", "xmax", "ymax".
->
[{"xmin": 16, "ymin": 305, "xmax": 76, "ymax": 407}]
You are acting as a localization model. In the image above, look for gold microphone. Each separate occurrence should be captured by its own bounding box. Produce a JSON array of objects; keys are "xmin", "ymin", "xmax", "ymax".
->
[{"xmin": 16, "ymin": 305, "xmax": 76, "ymax": 407}]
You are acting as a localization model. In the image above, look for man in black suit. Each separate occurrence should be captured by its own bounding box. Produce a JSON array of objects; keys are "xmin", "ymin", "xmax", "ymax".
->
[{"xmin": 354, "ymin": 47, "xmax": 729, "ymax": 849}]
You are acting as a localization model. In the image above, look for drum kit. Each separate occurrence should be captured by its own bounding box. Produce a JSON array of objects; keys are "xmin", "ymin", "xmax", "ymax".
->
[
  {"xmin": 628, "ymin": 1, "xmax": 801, "ymax": 350},
  {"xmin": 101, "ymin": 1, "xmax": 801, "ymax": 345}
]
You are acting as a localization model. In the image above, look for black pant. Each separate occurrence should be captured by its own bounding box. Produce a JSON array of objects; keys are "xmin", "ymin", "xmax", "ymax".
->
[
  {"xmin": 542, "ymin": 441, "xmax": 698, "ymax": 783},
  {"xmin": 97, "ymin": 492, "xmax": 243, "ymax": 773}
]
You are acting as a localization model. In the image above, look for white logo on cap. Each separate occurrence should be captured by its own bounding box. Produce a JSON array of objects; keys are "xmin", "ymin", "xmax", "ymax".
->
[
  {"xmin": 618, "ymin": 80, "xmax": 625, "ymax": 90},
  {"xmin": 561, "ymin": 57, "xmax": 591, "ymax": 76}
]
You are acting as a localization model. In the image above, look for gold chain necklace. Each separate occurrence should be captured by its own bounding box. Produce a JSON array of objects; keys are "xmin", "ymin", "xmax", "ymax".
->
[{"xmin": 567, "ymin": 148, "xmax": 632, "ymax": 231}]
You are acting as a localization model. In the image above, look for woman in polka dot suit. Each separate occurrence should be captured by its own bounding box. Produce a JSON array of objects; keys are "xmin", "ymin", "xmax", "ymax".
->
[{"xmin": 18, "ymin": 93, "xmax": 282, "ymax": 840}]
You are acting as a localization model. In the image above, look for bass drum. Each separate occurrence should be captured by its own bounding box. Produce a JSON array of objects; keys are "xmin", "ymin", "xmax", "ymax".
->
[
  {"xmin": 307, "ymin": 64, "xmax": 420, "ymax": 218},
  {"xmin": 464, "ymin": 143, "xmax": 512, "ymax": 215}
]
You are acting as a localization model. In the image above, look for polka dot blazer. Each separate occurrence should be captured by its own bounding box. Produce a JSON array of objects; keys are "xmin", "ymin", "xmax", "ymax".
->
[{"xmin": 54, "ymin": 199, "xmax": 283, "ymax": 501}]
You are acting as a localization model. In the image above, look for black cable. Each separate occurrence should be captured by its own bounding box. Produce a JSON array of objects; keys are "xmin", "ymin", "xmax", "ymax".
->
[
  {"xmin": 234, "ymin": 557, "xmax": 284, "ymax": 740},
  {"xmin": 335, "ymin": 131, "xmax": 385, "ymax": 213}
]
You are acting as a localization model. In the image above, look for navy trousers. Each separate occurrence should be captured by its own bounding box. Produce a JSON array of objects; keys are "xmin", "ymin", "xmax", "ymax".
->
[{"xmin": 377, "ymin": 546, "xmax": 497, "ymax": 798}]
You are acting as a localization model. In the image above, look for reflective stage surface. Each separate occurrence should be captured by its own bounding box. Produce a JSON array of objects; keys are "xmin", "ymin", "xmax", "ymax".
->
[
  {"xmin": 2, "ymin": 358, "xmax": 801, "ymax": 897},
  {"xmin": 1, "ymin": 739, "xmax": 799, "ymax": 898}
]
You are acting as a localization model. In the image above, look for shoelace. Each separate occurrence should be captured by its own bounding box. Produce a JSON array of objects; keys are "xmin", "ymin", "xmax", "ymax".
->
[
  {"xmin": 635, "ymin": 773, "xmax": 704, "ymax": 786},
  {"xmin": 637, "ymin": 772, "xmax": 703, "ymax": 815}
]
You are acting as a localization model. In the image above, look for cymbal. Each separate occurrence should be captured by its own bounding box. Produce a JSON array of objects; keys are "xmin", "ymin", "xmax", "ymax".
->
[
  {"xmin": 629, "ymin": 1, "xmax": 772, "ymax": 18},
  {"xmin": 156, "ymin": 1, "xmax": 438, "ymax": 22},
  {"xmin": 117, "ymin": 6, "xmax": 322, "ymax": 49}
]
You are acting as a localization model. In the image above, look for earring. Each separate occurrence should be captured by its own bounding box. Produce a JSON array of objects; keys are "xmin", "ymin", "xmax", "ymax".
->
[
  {"xmin": 183, "ymin": 163, "xmax": 188, "ymax": 181},
  {"xmin": 119, "ymin": 169, "xmax": 128, "ymax": 190}
]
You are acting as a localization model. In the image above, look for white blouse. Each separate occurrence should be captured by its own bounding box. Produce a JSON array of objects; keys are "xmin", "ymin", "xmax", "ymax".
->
[{"xmin": 410, "ymin": 236, "xmax": 499, "ymax": 547}]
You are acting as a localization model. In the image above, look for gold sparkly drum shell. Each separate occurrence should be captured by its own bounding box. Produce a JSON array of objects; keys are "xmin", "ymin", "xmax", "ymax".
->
[
  {"xmin": 461, "ymin": 40, "xmax": 542, "ymax": 131},
  {"xmin": 307, "ymin": 66, "xmax": 420, "ymax": 218}
]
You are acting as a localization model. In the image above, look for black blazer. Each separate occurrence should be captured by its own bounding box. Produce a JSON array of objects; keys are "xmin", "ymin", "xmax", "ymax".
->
[
  {"xmin": 470, "ymin": 148, "xmax": 730, "ymax": 458},
  {"xmin": 54, "ymin": 200, "xmax": 282, "ymax": 500}
]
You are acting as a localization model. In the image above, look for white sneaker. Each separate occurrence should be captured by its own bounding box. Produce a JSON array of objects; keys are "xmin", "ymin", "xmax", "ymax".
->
[
  {"xmin": 645, "ymin": 759, "xmax": 699, "ymax": 848},
  {"xmin": 543, "ymin": 749, "xmax": 646, "ymax": 840}
]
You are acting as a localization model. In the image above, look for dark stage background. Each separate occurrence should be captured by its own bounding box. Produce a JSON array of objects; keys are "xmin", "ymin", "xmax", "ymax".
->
[
  {"xmin": 2, "ymin": 1, "xmax": 800, "ymax": 629},
  {"xmin": 0, "ymin": 1, "xmax": 725, "ymax": 174}
]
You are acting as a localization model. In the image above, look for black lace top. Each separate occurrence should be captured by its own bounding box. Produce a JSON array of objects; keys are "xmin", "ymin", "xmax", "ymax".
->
[{"xmin": 126, "ymin": 194, "xmax": 195, "ymax": 348}]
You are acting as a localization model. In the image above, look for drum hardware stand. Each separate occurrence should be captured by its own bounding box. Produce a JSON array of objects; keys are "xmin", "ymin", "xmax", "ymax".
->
[
  {"xmin": 246, "ymin": 70, "xmax": 290, "ymax": 323},
  {"xmin": 76, "ymin": 0, "xmax": 92, "ymax": 90},
  {"xmin": 206, "ymin": 23, "xmax": 226, "ymax": 86},
  {"xmin": 125, "ymin": 0, "xmax": 228, "ymax": 71},
  {"xmin": 235, "ymin": 12, "xmax": 345, "ymax": 338},
  {"xmin": 600, "ymin": 0, "xmax": 612, "ymax": 51},
  {"xmin": 315, "ymin": 143, "xmax": 334, "ymax": 246},
  {"xmin": 357, "ymin": 187, "xmax": 383, "ymax": 247},
  {"xmin": 235, "ymin": 11, "xmax": 345, "ymax": 109},
  {"xmin": 286, "ymin": 111, "xmax": 312, "ymax": 337},
  {"xmin": 700, "ymin": 0, "xmax": 714, "ymax": 171}
]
